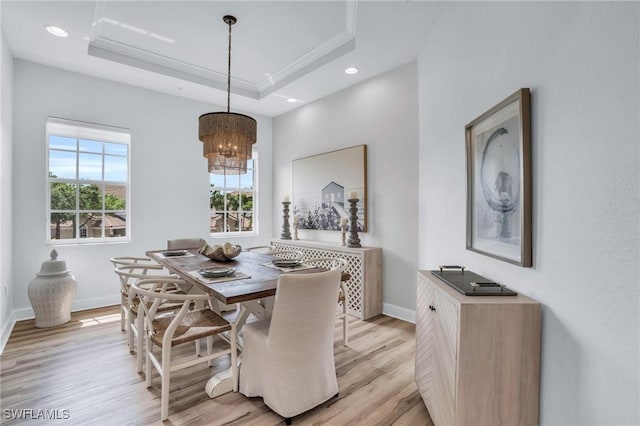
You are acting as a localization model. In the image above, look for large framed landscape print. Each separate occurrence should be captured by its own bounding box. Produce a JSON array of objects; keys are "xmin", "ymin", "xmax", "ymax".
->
[
  {"xmin": 466, "ymin": 88, "xmax": 532, "ymax": 267},
  {"xmin": 293, "ymin": 145, "xmax": 367, "ymax": 232}
]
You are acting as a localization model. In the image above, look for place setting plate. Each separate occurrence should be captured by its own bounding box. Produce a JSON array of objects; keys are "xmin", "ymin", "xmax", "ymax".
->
[
  {"xmin": 161, "ymin": 249, "xmax": 188, "ymax": 257},
  {"xmin": 271, "ymin": 259, "xmax": 302, "ymax": 268},
  {"xmin": 198, "ymin": 267, "xmax": 236, "ymax": 278}
]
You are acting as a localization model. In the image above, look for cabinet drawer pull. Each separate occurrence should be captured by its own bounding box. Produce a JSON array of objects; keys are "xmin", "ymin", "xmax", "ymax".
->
[{"xmin": 428, "ymin": 304, "xmax": 436, "ymax": 312}]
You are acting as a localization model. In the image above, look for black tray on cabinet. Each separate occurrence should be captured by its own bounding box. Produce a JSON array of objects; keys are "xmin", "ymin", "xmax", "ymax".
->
[{"xmin": 430, "ymin": 266, "xmax": 517, "ymax": 296}]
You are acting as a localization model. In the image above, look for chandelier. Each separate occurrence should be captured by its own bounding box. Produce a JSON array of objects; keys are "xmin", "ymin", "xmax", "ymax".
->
[{"xmin": 199, "ymin": 15, "xmax": 256, "ymax": 175}]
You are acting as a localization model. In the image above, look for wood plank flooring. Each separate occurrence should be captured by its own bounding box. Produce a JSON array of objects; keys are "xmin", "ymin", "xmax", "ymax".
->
[{"xmin": 1, "ymin": 306, "xmax": 433, "ymax": 425}]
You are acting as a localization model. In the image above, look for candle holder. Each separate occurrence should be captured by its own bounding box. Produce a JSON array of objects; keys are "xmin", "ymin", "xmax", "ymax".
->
[
  {"xmin": 293, "ymin": 222, "xmax": 299, "ymax": 240},
  {"xmin": 281, "ymin": 201, "xmax": 292, "ymax": 240},
  {"xmin": 340, "ymin": 224, "xmax": 347, "ymax": 246},
  {"xmin": 347, "ymin": 198, "xmax": 361, "ymax": 248}
]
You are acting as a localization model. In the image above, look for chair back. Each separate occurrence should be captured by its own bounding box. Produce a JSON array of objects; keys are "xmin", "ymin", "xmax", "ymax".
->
[
  {"xmin": 303, "ymin": 257, "xmax": 347, "ymax": 272},
  {"xmin": 110, "ymin": 256, "xmax": 159, "ymax": 272},
  {"xmin": 167, "ymin": 238, "xmax": 204, "ymax": 250},
  {"xmin": 268, "ymin": 267, "xmax": 341, "ymax": 353},
  {"xmin": 272, "ymin": 250, "xmax": 303, "ymax": 261},
  {"xmin": 244, "ymin": 245, "xmax": 275, "ymax": 254},
  {"xmin": 112, "ymin": 262, "xmax": 163, "ymax": 292}
]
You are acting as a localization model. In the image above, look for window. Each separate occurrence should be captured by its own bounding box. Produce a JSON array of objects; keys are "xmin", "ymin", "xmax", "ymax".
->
[
  {"xmin": 209, "ymin": 153, "xmax": 257, "ymax": 235},
  {"xmin": 46, "ymin": 117, "xmax": 130, "ymax": 243}
]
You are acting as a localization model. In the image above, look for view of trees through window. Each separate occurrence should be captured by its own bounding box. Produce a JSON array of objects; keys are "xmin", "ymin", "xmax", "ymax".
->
[
  {"xmin": 209, "ymin": 157, "xmax": 256, "ymax": 234},
  {"xmin": 50, "ymin": 177, "xmax": 127, "ymax": 240},
  {"xmin": 47, "ymin": 118, "xmax": 130, "ymax": 243}
]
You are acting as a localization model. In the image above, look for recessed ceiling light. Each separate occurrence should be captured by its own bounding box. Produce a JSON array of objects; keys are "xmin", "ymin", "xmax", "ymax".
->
[
  {"xmin": 286, "ymin": 98, "xmax": 298, "ymax": 103},
  {"xmin": 344, "ymin": 67, "xmax": 359, "ymax": 75},
  {"xmin": 45, "ymin": 25, "xmax": 69, "ymax": 38}
]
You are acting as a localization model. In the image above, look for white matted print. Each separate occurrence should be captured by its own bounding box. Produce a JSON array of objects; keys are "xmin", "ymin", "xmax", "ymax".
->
[
  {"xmin": 466, "ymin": 89, "xmax": 532, "ymax": 266},
  {"xmin": 293, "ymin": 145, "xmax": 367, "ymax": 232}
]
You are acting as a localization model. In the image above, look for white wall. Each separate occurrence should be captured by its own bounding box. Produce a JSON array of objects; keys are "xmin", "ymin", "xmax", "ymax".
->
[
  {"xmin": 0, "ymin": 20, "xmax": 14, "ymax": 345},
  {"xmin": 273, "ymin": 62, "xmax": 420, "ymax": 320},
  {"xmin": 418, "ymin": 2, "xmax": 639, "ymax": 424},
  {"xmin": 9, "ymin": 60, "xmax": 273, "ymax": 321}
]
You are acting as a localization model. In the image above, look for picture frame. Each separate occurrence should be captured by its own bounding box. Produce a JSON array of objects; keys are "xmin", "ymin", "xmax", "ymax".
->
[
  {"xmin": 465, "ymin": 88, "xmax": 532, "ymax": 267},
  {"xmin": 292, "ymin": 145, "xmax": 367, "ymax": 232}
]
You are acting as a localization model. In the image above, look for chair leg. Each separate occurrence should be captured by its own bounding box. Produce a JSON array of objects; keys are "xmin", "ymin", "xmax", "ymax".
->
[
  {"xmin": 194, "ymin": 299, "xmax": 206, "ymax": 357},
  {"xmin": 342, "ymin": 310, "xmax": 348, "ymax": 347},
  {"xmin": 160, "ymin": 344, "xmax": 171, "ymax": 421},
  {"xmin": 136, "ymin": 312, "xmax": 144, "ymax": 372},
  {"xmin": 120, "ymin": 301, "xmax": 126, "ymax": 332},
  {"xmin": 145, "ymin": 338, "xmax": 152, "ymax": 388},
  {"xmin": 128, "ymin": 307, "xmax": 135, "ymax": 353},
  {"xmin": 206, "ymin": 336, "xmax": 213, "ymax": 366}
]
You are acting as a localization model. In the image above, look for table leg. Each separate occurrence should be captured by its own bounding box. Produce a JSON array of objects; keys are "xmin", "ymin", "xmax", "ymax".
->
[{"xmin": 205, "ymin": 298, "xmax": 274, "ymax": 398}]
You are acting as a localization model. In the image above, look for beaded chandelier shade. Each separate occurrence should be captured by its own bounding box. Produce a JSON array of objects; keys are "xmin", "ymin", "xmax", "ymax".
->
[{"xmin": 198, "ymin": 15, "xmax": 256, "ymax": 175}]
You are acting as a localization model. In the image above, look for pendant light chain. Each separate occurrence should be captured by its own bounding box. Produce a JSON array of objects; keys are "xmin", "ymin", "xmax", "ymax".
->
[{"xmin": 226, "ymin": 18, "xmax": 232, "ymax": 113}]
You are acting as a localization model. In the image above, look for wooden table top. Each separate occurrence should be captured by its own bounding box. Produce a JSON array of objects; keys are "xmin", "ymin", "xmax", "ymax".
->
[
  {"xmin": 146, "ymin": 249, "xmax": 281, "ymax": 305},
  {"xmin": 147, "ymin": 249, "xmax": 352, "ymax": 306}
]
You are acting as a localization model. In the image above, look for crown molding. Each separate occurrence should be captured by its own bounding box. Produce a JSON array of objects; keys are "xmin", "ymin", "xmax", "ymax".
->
[{"xmin": 87, "ymin": 1, "xmax": 359, "ymax": 101}]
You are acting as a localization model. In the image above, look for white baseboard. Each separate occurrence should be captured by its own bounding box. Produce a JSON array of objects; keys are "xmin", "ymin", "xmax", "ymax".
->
[
  {"xmin": 1, "ymin": 297, "xmax": 416, "ymax": 353},
  {"xmin": 0, "ymin": 310, "xmax": 16, "ymax": 355},
  {"xmin": 382, "ymin": 303, "xmax": 415, "ymax": 324},
  {"xmin": 0, "ymin": 295, "xmax": 120, "ymax": 354}
]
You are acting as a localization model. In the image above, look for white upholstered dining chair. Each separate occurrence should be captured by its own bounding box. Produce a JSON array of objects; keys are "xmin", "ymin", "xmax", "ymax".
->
[
  {"xmin": 303, "ymin": 258, "xmax": 349, "ymax": 346},
  {"xmin": 166, "ymin": 237, "xmax": 205, "ymax": 250},
  {"xmin": 239, "ymin": 261, "xmax": 343, "ymax": 424},
  {"xmin": 243, "ymin": 250, "xmax": 350, "ymax": 345},
  {"xmin": 132, "ymin": 276, "xmax": 237, "ymax": 422}
]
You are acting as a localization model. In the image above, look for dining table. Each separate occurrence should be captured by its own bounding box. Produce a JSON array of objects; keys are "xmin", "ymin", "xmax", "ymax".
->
[{"xmin": 145, "ymin": 247, "xmax": 349, "ymax": 397}]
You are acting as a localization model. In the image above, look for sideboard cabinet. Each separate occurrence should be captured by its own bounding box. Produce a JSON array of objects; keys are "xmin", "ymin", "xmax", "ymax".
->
[
  {"xmin": 415, "ymin": 270, "xmax": 541, "ymax": 426},
  {"xmin": 271, "ymin": 240, "xmax": 382, "ymax": 320}
]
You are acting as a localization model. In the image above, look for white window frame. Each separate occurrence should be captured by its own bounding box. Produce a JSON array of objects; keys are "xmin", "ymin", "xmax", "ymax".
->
[
  {"xmin": 209, "ymin": 151, "xmax": 258, "ymax": 238},
  {"xmin": 46, "ymin": 117, "xmax": 131, "ymax": 245}
]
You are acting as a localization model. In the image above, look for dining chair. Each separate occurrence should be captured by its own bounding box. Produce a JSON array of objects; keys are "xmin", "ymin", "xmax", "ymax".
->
[
  {"xmin": 113, "ymin": 265, "xmax": 182, "ymax": 373},
  {"xmin": 239, "ymin": 261, "xmax": 343, "ymax": 424},
  {"xmin": 244, "ymin": 245, "xmax": 275, "ymax": 254},
  {"xmin": 109, "ymin": 256, "xmax": 162, "ymax": 333},
  {"xmin": 131, "ymin": 276, "xmax": 237, "ymax": 422},
  {"xmin": 166, "ymin": 238, "xmax": 205, "ymax": 250},
  {"xmin": 245, "ymin": 250, "xmax": 349, "ymax": 345},
  {"xmin": 304, "ymin": 258, "xmax": 350, "ymax": 346}
]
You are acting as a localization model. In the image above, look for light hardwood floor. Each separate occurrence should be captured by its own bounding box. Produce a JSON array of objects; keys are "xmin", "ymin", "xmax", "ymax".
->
[{"xmin": 1, "ymin": 306, "xmax": 433, "ymax": 426}]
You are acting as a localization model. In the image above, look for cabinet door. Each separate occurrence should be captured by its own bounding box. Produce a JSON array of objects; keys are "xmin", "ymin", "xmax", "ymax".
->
[
  {"xmin": 432, "ymin": 288, "xmax": 458, "ymax": 426},
  {"xmin": 415, "ymin": 275, "xmax": 435, "ymax": 415}
]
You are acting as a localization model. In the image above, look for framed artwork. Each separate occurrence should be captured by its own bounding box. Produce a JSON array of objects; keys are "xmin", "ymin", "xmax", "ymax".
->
[
  {"xmin": 293, "ymin": 145, "xmax": 367, "ymax": 232},
  {"xmin": 465, "ymin": 88, "xmax": 532, "ymax": 267}
]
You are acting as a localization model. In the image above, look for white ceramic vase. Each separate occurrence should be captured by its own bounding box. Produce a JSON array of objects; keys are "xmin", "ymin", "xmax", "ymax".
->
[{"xmin": 28, "ymin": 249, "xmax": 77, "ymax": 328}]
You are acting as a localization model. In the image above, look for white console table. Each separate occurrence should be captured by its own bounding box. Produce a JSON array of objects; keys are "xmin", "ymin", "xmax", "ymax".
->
[{"xmin": 271, "ymin": 240, "xmax": 382, "ymax": 320}]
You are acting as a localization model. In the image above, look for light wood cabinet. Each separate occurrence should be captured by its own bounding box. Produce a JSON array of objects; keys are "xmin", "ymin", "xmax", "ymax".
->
[
  {"xmin": 416, "ymin": 270, "xmax": 541, "ymax": 426},
  {"xmin": 271, "ymin": 240, "xmax": 382, "ymax": 319}
]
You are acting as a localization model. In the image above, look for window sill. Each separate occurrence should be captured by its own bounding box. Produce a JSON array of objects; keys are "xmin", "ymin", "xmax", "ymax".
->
[{"xmin": 209, "ymin": 232, "xmax": 257, "ymax": 239}]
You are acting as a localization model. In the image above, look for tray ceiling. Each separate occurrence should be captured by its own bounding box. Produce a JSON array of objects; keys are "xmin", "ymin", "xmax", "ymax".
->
[{"xmin": 1, "ymin": 1, "xmax": 443, "ymax": 116}]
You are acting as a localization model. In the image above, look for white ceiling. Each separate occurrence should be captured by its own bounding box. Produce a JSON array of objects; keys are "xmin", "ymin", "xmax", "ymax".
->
[{"xmin": 1, "ymin": 1, "xmax": 443, "ymax": 117}]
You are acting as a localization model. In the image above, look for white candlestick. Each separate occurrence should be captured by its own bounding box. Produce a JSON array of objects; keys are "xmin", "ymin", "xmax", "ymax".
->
[
  {"xmin": 293, "ymin": 215, "xmax": 299, "ymax": 225},
  {"xmin": 283, "ymin": 196, "xmax": 290, "ymax": 203},
  {"xmin": 349, "ymin": 191, "xmax": 358, "ymax": 200},
  {"xmin": 340, "ymin": 217, "xmax": 348, "ymax": 226}
]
